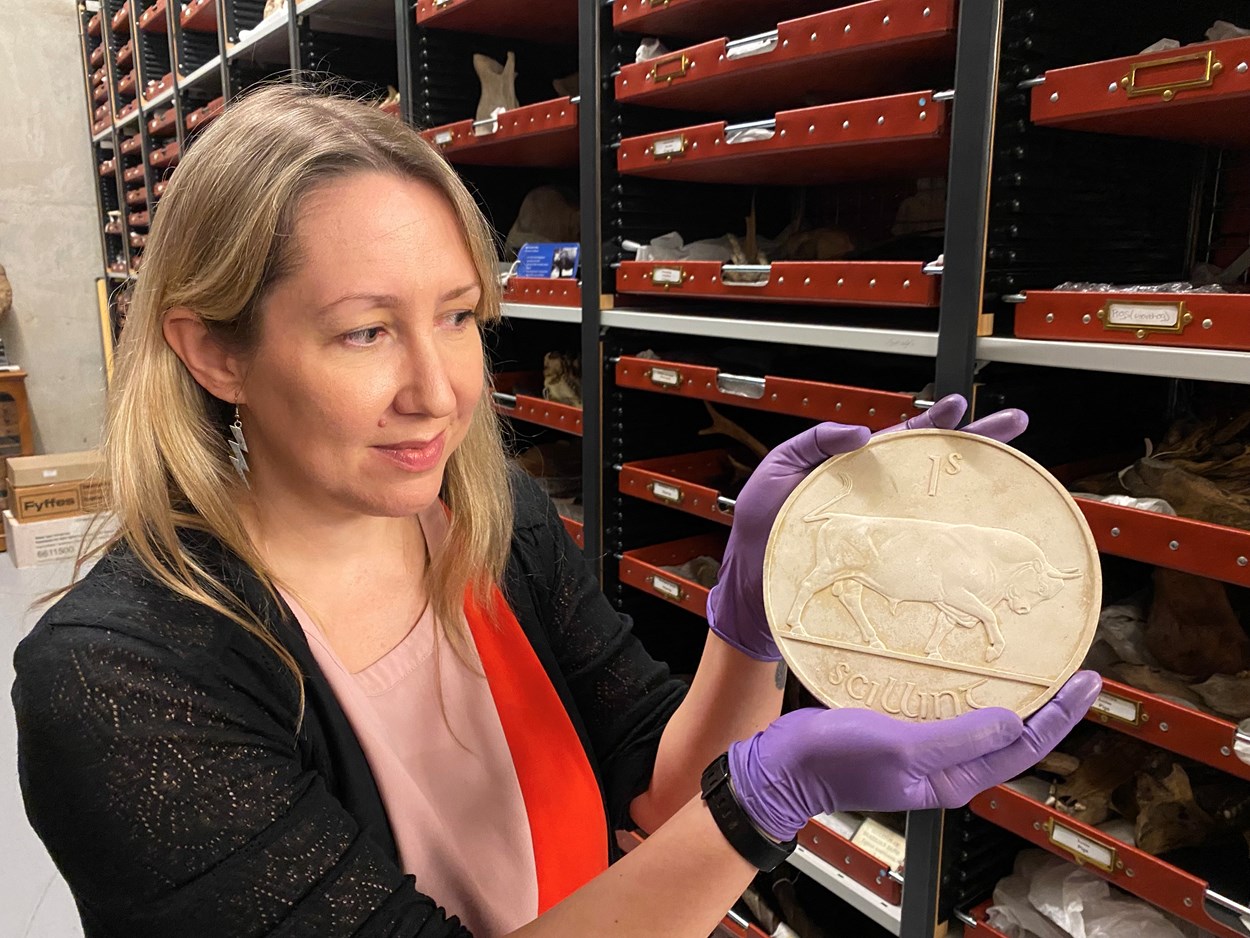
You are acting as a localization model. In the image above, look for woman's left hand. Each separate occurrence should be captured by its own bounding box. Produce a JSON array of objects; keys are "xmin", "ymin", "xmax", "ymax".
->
[{"xmin": 706, "ymin": 394, "xmax": 1029, "ymax": 661}]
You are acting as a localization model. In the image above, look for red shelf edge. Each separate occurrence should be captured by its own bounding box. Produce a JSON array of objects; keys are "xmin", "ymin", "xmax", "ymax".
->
[
  {"xmin": 501, "ymin": 277, "xmax": 581, "ymax": 308},
  {"xmin": 1085, "ymin": 677, "xmax": 1250, "ymax": 782},
  {"xmin": 1075, "ymin": 497, "xmax": 1250, "ymax": 587},
  {"xmin": 970, "ymin": 785, "xmax": 1245, "ymax": 938}
]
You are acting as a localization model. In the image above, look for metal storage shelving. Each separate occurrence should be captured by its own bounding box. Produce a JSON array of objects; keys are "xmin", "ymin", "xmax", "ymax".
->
[{"xmin": 74, "ymin": 0, "xmax": 1250, "ymax": 935}]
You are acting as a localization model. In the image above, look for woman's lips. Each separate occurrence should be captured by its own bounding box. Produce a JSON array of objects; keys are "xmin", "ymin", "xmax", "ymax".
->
[{"xmin": 372, "ymin": 433, "xmax": 446, "ymax": 473}]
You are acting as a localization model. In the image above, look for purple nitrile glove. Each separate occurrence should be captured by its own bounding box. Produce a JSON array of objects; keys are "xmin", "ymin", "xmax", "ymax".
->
[
  {"xmin": 705, "ymin": 394, "xmax": 1029, "ymax": 661},
  {"xmin": 728, "ymin": 671, "xmax": 1102, "ymax": 841}
]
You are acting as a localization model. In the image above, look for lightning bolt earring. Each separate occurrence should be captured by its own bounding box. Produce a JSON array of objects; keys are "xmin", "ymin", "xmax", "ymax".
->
[{"xmin": 228, "ymin": 405, "xmax": 250, "ymax": 488}]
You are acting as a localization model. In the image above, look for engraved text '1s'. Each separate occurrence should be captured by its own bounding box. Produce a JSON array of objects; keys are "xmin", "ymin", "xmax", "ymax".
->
[{"xmin": 926, "ymin": 452, "xmax": 963, "ymax": 496}]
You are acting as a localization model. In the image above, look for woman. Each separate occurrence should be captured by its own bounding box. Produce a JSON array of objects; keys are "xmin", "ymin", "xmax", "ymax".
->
[{"xmin": 12, "ymin": 85, "xmax": 1098, "ymax": 937}]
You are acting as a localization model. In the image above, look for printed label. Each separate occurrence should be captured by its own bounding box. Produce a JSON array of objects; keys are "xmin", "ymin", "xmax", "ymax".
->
[
  {"xmin": 650, "ymin": 576, "xmax": 681, "ymax": 600},
  {"xmin": 433, "ymin": 130, "xmax": 454, "ymax": 145},
  {"xmin": 1049, "ymin": 821, "xmax": 1114, "ymax": 870},
  {"xmin": 1091, "ymin": 691, "xmax": 1141, "ymax": 725},
  {"xmin": 653, "ymin": 135, "xmax": 685, "ymax": 157},
  {"xmin": 1106, "ymin": 302, "xmax": 1181, "ymax": 328},
  {"xmin": 652, "ymin": 267, "xmax": 684, "ymax": 286},
  {"xmin": 649, "ymin": 481, "xmax": 682, "ymax": 504},
  {"xmin": 850, "ymin": 818, "xmax": 907, "ymax": 871},
  {"xmin": 648, "ymin": 366, "xmax": 681, "ymax": 387}
]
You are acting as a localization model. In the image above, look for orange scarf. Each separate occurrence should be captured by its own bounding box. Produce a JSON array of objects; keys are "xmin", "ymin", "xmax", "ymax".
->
[{"xmin": 464, "ymin": 585, "xmax": 608, "ymax": 913}]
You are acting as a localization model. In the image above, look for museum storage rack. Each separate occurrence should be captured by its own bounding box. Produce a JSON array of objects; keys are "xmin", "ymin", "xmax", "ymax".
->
[{"xmin": 74, "ymin": 0, "xmax": 1250, "ymax": 934}]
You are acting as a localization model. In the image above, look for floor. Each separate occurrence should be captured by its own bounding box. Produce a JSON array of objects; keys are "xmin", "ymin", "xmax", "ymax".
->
[{"xmin": 1, "ymin": 552, "xmax": 87, "ymax": 937}]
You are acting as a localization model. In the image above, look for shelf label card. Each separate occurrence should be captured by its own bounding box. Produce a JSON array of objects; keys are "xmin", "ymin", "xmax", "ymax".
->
[
  {"xmin": 433, "ymin": 130, "xmax": 453, "ymax": 146},
  {"xmin": 1105, "ymin": 302, "xmax": 1181, "ymax": 328},
  {"xmin": 647, "ymin": 366, "xmax": 682, "ymax": 387},
  {"xmin": 850, "ymin": 818, "xmax": 907, "ymax": 871},
  {"xmin": 1091, "ymin": 691, "xmax": 1141, "ymax": 726},
  {"xmin": 648, "ymin": 481, "xmax": 683, "ymax": 504},
  {"xmin": 649, "ymin": 575, "xmax": 682, "ymax": 601},
  {"xmin": 1048, "ymin": 821, "xmax": 1115, "ymax": 871},
  {"xmin": 653, "ymin": 134, "xmax": 685, "ymax": 158},
  {"xmin": 651, "ymin": 266, "xmax": 685, "ymax": 287}
]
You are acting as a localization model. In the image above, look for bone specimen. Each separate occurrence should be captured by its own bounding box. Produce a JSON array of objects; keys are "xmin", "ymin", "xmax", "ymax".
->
[
  {"xmin": 1145, "ymin": 569, "xmax": 1250, "ymax": 680},
  {"xmin": 1049, "ymin": 736, "xmax": 1148, "ymax": 826},
  {"xmin": 699, "ymin": 402, "xmax": 770, "ymax": 460},
  {"xmin": 660, "ymin": 556, "xmax": 721, "ymax": 589},
  {"xmin": 1133, "ymin": 763, "xmax": 1217, "ymax": 856},
  {"xmin": 1110, "ymin": 663, "xmax": 1203, "ymax": 707},
  {"xmin": 505, "ymin": 186, "xmax": 579, "ymax": 258},
  {"xmin": 542, "ymin": 351, "xmax": 581, "ymax": 407},
  {"xmin": 473, "ymin": 52, "xmax": 519, "ymax": 123},
  {"xmin": 1037, "ymin": 752, "xmax": 1081, "ymax": 777},
  {"xmin": 1191, "ymin": 672, "xmax": 1250, "ymax": 720}
]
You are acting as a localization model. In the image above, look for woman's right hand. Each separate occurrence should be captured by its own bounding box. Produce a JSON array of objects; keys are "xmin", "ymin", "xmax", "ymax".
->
[{"xmin": 727, "ymin": 670, "xmax": 1102, "ymax": 841}]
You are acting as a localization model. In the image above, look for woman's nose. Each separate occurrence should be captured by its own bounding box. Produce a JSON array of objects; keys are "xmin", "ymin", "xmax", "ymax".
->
[{"xmin": 391, "ymin": 342, "xmax": 456, "ymax": 418}]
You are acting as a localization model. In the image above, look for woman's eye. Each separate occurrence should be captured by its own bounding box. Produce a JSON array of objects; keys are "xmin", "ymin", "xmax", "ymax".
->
[
  {"xmin": 343, "ymin": 326, "xmax": 385, "ymax": 347},
  {"xmin": 449, "ymin": 310, "xmax": 477, "ymax": 328}
]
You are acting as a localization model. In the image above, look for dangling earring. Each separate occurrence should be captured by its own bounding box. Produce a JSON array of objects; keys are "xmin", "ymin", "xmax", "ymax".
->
[{"xmin": 228, "ymin": 405, "xmax": 250, "ymax": 488}]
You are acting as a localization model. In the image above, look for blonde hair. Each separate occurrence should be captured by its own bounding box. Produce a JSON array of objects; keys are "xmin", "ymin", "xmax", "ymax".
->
[{"xmin": 93, "ymin": 83, "xmax": 513, "ymax": 714}]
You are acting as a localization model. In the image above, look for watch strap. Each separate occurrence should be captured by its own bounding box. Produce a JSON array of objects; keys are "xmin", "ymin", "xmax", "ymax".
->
[{"xmin": 701, "ymin": 753, "xmax": 797, "ymax": 872}]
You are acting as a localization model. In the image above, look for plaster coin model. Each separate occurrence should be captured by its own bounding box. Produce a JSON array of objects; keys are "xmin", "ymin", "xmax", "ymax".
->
[{"xmin": 764, "ymin": 429, "xmax": 1101, "ymax": 720}]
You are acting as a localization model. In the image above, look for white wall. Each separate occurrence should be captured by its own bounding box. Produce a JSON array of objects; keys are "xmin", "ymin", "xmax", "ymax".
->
[
  {"xmin": 0, "ymin": 0, "xmax": 110, "ymax": 454},
  {"xmin": 1, "ymin": 3, "xmax": 104, "ymax": 935}
]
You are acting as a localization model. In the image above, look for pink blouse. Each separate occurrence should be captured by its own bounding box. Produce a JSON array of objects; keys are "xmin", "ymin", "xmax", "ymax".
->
[{"xmin": 277, "ymin": 504, "xmax": 537, "ymax": 937}]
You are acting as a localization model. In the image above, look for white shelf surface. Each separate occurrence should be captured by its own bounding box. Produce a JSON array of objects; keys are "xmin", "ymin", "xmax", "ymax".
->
[
  {"xmin": 91, "ymin": 126, "xmax": 112, "ymax": 143},
  {"xmin": 178, "ymin": 56, "xmax": 222, "ymax": 89},
  {"xmin": 227, "ymin": 12, "xmax": 290, "ymax": 60},
  {"xmin": 976, "ymin": 336, "xmax": 1250, "ymax": 384},
  {"xmin": 787, "ymin": 845, "xmax": 902, "ymax": 935},
  {"xmin": 117, "ymin": 107, "xmax": 141, "ymax": 128},
  {"xmin": 601, "ymin": 309, "xmax": 939, "ymax": 356},
  {"xmin": 500, "ymin": 302, "xmax": 581, "ymax": 324}
]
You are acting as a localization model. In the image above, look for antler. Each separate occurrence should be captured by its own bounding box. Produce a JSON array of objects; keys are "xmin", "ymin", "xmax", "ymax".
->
[{"xmin": 699, "ymin": 402, "xmax": 770, "ymax": 460}]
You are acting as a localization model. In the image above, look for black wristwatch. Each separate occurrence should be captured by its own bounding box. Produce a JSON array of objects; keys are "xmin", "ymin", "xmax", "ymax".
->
[{"xmin": 701, "ymin": 753, "xmax": 797, "ymax": 872}]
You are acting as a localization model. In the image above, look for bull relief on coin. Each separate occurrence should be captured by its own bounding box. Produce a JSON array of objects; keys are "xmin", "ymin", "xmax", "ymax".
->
[{"xmin": 764, "ymin": 429, "xmax": 1101, "ymax": 720}]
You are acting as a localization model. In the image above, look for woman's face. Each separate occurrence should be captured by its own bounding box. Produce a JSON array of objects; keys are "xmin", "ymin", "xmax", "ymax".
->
[{"xmin": 237, "ymin": 170, "xmax": 485, "ymax": 518}]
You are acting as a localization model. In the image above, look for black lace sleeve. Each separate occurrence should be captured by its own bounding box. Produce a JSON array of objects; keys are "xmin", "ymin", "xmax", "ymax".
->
[
  {"xmin": 508, "ymin": 470, "xmax": 689, "ymax": 831},
  {"xmin": 12, "ymin": 604, "xmax": 472, "ymax": 938}
]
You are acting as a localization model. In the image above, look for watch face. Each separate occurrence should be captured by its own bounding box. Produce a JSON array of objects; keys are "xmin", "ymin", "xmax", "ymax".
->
[{"xmin": 765, "ymin": 430, "xmax": 1101, "ymax": 721}]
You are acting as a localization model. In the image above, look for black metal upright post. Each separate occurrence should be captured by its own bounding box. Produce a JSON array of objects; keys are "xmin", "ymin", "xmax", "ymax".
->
[
  {"xmin": 395, "ymin": 0, "xmax": 414, "ymax": 125},
  {"xmin": 287, "ymin": 0, "xmax": 301, "ymax": 83},
  {"xmin": 165, "ymin": 0, "xmax": 188, "ymax": 157},
  {"xmin": 577, "ymin": 0, "xmax": 603, "ymax": 578},
  {"xmin": 217, "ymin": 0, "xmax": 233, "ymax": 99},
  {"xmin": 932, "ymin": 0, "xmax": 1004, "ymax": 406},
  {"xmin": 903, "ymin": 3, "xmax": 1003, "ymax": 936}
]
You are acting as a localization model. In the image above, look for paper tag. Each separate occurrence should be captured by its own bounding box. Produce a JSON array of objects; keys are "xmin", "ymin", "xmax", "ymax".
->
[
  {"xmin": 1091, "ymin": 691, "xmax": 1140, "ymax": 725},
  {"xmin": 651, "ymin": 266, "xmax": 684, "ymax": 286},
  {"xmin": 649, "ymin": 481, "xmax": 682, "ymax": 504},
  {"xmin": 1105, "ymin": 302, "xmax": 1181, "ymax": 328},
  {"xmin": 650, "ymin": 576, "xmax": 681, "ymax": 600},
  {"xmin": 433, "ymin": 130, "xmax": 454, "ymax": 145},
  {"xmin": 648, "ymin": 366, "xmax": 681, "ymax": 387},
  {"xmin": 653, "ymin": 134, "xmax": 685, "ymax": 157},
  {"xmin": 42, "ymin": 470, "xmax": 58, "ymax": 479},
  {"xmin": 850, "ymin": 818, "xmax": 907, "ymax": 871},
  {"xmin": 1049, "ymin": 821, "xmax": 1114, "ymax": 870}
]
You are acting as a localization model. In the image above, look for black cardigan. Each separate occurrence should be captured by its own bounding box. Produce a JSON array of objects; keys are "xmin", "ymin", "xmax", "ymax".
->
[{"xmin": 12, "ymin": 470, "xmax": 688, "ymax": 937}]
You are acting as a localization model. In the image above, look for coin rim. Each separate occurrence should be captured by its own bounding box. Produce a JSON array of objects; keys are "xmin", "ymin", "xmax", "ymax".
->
[{"xmin": 763, "ymin": 429, "xmax": 1103, "ymax": 719}]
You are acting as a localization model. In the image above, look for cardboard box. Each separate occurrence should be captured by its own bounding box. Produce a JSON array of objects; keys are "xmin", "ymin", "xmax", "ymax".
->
[
  {"xmin": 10, "ymin": 478, "xmax": 108, "ymax": 522},
  {"xmin": 5, "ymin": 450, "xmax": 104, "ymax": 489},
  {"xmin": 2, "ymin": 510, "xmax": 116, "ymax": 568}
]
